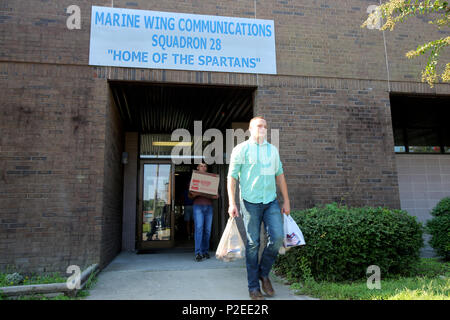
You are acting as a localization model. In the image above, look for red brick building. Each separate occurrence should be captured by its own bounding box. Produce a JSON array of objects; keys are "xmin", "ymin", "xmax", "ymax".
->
[{"xmin": 0, "ymin": 1, "xmax": 449, "ymax": 274}]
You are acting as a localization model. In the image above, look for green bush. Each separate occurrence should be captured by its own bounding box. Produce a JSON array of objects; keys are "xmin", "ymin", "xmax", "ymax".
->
[
  {"xmin": 430, "ymin": 197, "xmax": 450, "ymax": 217},
  {"xmin": 427, "ymin": 197, "xmax": 450, "ymax": 261},
  {"xmin": 274, "ymin": 203, "xmax": 424, "ymax": 282}
]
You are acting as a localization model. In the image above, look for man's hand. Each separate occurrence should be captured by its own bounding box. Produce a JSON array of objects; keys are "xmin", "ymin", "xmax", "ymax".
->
[
  {"xmin": 228, "ymin": 203, "xmax": 239, "ymax": 218},
  {"xmin": 281, "ymin": 201, "xmax": 291, "ymax": 215},
  {"xmin": 188, "ymin": 191, "xmax": 198, "ymax": 199}
]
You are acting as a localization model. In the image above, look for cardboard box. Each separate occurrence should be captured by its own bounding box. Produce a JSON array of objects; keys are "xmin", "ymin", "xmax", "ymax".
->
[{"xmin": 189, "ymin": 170, "xmax": 219, "ymax": 196}]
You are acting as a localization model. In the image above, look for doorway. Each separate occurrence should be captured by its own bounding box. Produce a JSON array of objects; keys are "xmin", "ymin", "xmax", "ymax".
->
[
  {"xmin": 136, "ymin": 159, "xmax": 200, "ymax": 251},
  {"xmin": 137, "ymin": 160, "xmax": 174, "ymax": 250},
  {"xmin": 110, "ymin": 81, "xmax": 254, "ymax": 252},
  {"xmin": 172, "ymin": 162, "xmax": 226, "ymax": 249},
  {"xmin": 137, "ymin": 150, "xmax": 226, "ymax": 251}
]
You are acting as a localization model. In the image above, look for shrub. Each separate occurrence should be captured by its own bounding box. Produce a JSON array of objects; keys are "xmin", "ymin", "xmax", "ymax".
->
[
  {"xmin": 274, "ymin": 203, "xmax": 424, "ymax": 282},
  {"xmin": 5, "ymin": 273, "xmax": 24, "ymax": 286},
  {"xmin": 430, "ymin": 197, "xmax": 450, "ymax": 217},
  {"xmin": 426, "ymin": 197, "xmax": 450, "ymax": 261}
]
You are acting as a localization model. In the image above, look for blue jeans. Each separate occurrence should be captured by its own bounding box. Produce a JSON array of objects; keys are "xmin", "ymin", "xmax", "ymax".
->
[
  {"xmin": 193, "ymin": 205, "xmax": 213, "ymax": 255},
  {"xmin": 240, "ymin": 198, "xmax": 284, "ymax": 292}
]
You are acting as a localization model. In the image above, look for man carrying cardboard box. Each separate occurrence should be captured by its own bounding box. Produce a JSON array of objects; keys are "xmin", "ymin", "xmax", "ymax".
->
[
  {"xmin": 189, "ymin": 162, "xmax": 219, "ymax": 262},
  {"xmin": 227, "ymin": 116, "xmax": 290, "ymax": 300}
]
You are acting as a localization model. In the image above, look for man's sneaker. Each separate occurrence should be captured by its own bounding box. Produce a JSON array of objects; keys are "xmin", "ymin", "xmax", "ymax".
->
[
  {"xmin": 195, "ymin": 254, "xmax": 203, "ymax": 262},
  {"xmin": 202, "ymin": 253, "xmax": 210, "ymax": 259}
]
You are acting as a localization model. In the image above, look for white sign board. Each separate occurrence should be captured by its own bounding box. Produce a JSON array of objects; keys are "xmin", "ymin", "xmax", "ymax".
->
[{"xmin": 89, "ymin": 6, "xmax": 276, "ymax": 74}]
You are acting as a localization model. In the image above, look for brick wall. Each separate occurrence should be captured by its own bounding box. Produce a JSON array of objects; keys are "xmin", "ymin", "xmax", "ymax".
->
[
  {"xmin": 255, "ymin": 75, "xmax": 401, "ymax": 209},
  {"xmin": 1, "ymin": 0, "xmax": 449, "ymax": 82},
  {"xmin": 99, "ymin": 89, "xmax": 124, "ymax": 269},
  {"xmin": 0, "ymin": 63, "xmax": 104, "ymax": 274},
  {"xmin": 1, "ymin": 0, "xmax": 449, "ymax": 273}
]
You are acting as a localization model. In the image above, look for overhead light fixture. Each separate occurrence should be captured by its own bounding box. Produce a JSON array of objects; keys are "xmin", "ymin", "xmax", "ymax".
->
[{"xmin": 152, "ymin": 141, "xmax": 193, "ymax": 147}]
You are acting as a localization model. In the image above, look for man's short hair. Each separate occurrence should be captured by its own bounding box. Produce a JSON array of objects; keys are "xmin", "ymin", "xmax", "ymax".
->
[
  {"xmin": 197, "ymin": 161, "xmax": 208, "ymax": 168},
  {"xmin": 249, "ymin": 116, "xmax": 266, "ymax": 128}
]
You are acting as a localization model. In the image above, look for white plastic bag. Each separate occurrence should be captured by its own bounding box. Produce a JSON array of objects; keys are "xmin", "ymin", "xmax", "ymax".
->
[
  {"xmin": 216, "ymin": 217, "xmax": 246, "ymax": 262},
  {"xmin": 283, "ymin": 214, "xmax": 306, "ymax": 248}
]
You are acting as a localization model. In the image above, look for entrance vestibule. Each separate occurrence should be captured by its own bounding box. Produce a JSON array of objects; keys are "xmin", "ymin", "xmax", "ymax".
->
[{"xmin": 110, "ymin": 81, "xmax": 255, "ymax": 252}]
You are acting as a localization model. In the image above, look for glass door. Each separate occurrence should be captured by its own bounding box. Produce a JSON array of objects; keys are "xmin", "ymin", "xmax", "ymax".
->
[{"xmin": 138, "ymin": 161, "xmax": 174, "ymax": 249}]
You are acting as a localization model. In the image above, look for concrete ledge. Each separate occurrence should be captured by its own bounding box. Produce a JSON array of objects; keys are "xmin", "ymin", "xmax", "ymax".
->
[{"xmin": 0, "ymin": 264, "xmax": 98, "ymax": 298}]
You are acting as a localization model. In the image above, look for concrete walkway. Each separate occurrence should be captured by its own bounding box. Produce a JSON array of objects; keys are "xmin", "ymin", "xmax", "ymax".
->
[{"xmin": 85, "ymin": 249, "xmax": 317, "ymax": 300}]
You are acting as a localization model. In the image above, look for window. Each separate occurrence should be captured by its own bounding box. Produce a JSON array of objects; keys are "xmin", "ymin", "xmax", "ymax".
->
[{"xmin": 390, "ymin": 94, "xmax": 450, "ymax": 154}]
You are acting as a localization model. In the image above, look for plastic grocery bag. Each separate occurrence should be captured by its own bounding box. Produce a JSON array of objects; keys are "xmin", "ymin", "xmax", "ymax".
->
[
  {"xmin": 283, "ymin": 214, "xmax": 306, "ymax": 248},
  {"xmin": 216, "ymin": 217, "xmax": 246, "ymax": 262}
]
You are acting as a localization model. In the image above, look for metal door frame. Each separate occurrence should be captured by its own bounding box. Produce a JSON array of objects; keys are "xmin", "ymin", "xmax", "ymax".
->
[{"xmin": 137, "ymin": 159, "xmax": 175, "ymax": 250}]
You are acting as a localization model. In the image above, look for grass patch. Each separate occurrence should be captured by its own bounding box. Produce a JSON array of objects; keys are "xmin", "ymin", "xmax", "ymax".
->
[
  {"xmin": 12, "ymin": 294, "xmax": 72, "ymax": 300},
  {"xmin": 285, "ymin": 258, "xmax": 450, "ymax": 300},
  {"xmin": 291, "ymin": 276, "xmax": 449, "ymax": 300},
  {"xmin": 0, "ymin": 266, "xmax": 99, "ymax": 300},
  {"xmin": 0, "ymin": 272, "xmax": 66, "ymax": 287},
  {"xmin": 74, "ymin": 268, "xmax": 99, "ymax": 299}
]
